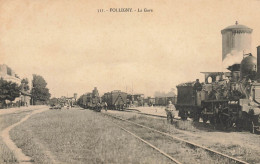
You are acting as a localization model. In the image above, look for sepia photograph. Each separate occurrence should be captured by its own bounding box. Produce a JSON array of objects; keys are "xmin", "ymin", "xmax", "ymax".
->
[{"xmin": 0, "ymin": 0, "xmax": 260, "ymax": 163}]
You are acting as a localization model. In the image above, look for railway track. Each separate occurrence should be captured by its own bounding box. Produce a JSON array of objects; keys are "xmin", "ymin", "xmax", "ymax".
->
[
  {"xmin": 122, "ymin": 109, "xmax": 183, "ymax": 122},
  {"xmin": 102, "ymin": 112, "xmax": 249, "ymax": 164},
  {"xmin": 124, "ymin": 109, "xmax": 168, "ymax": 118},
  {"xmin": 109, "ymin": 121, "xmax": 182, "ymax": 164}
]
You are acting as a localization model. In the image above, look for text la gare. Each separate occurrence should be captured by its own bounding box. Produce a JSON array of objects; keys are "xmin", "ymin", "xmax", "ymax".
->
[{"xmin": 138, "ymin": 8, "xmax": 153, "ymax": 12}]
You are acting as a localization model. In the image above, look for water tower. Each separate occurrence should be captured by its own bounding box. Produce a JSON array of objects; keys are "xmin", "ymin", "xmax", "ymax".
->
[
  {"xmin": 74, "ymin": 93, "xmax": 77, "ymax": 100},
  {"xmin": 221, "ymin": 21, "xmax": 253, "ymax": 61}
]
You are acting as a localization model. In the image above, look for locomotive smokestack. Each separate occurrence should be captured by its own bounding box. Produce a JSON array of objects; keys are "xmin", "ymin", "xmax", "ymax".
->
[{"xmin": 257, "ymin": 46, "xmax": 260, "ymax": 82}]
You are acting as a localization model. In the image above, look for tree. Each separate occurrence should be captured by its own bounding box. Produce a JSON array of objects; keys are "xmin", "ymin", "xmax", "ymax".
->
[
  {"xmin": 0, "ymin": 78, "xmax": 21, "ymax": 106},
  {"xmin": 49, "ymin": 97, "xmax": 59, "ymax": 106},
  {"xmin": 31, "ymin": 74, "xmax": 51, "ymax": 105},
  {"xmin": 77, "ymin": 95, "xmax": 84, "ymax": 106}
]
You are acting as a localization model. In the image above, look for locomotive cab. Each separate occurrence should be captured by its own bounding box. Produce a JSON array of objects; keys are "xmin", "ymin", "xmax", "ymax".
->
[{"xmin": 176, "ymin": 79, "xmax": 206, "ymax": 120}]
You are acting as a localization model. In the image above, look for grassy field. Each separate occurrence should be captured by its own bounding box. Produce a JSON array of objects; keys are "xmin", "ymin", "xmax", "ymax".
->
[
  {"xmin": 0, "ymin": 111, "xmax": 32, "ymax": 163},
  {"xmin": 3, "ymin": 108, "xmax": 259, "ymax": 163},
  {"xmin": 10, "ymin": 108, "xmax": 174, "ymax": 164},
  {"xmin": 109, "ymin": 111, "xmax": 260, "ymax": 164}
]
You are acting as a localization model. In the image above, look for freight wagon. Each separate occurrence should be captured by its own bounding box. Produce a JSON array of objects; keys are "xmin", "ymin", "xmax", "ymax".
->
[
  {"xmin": 102, "ymin": 90, "xmax": 127, "ymax": 110},
  {"xmin": 154, "ymin": 96, "xmax": 177, "ymax": 106}
]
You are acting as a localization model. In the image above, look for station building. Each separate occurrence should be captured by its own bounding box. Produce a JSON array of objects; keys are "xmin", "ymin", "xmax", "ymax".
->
[
  {"xmin": 0, "ymin": 64, "xmax": 21, "ymax": 85},
  {"xmin": 0, "ymin": 64, "xmax": 31, "ymax": 107}
]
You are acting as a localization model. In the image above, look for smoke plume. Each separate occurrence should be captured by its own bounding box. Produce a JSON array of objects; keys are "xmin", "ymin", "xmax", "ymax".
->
[{"xmin": 222, "ymin": 50, "xmax": 244, "ymax": 71}]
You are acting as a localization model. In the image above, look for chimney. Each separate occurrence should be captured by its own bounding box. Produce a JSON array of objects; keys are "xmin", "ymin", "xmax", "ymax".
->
[{"xmin": 257, "ymin": 46, "xmax": 260, "ymax": 82}]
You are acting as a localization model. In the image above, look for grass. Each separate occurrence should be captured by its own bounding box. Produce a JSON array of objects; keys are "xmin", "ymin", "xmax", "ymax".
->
[
  {"xmin": 5, "ymin": 108, "xmax": 259, "ymax": 163},
  {"xmin": 111, "ymin": 112, "xmax": 259, "ymax": 164},
  {"xmin": 0, "ymin": 137, "xmax": 17, "ymax": 163},
  {"xmin": 112, "ymin": 116, "xmax": 233, "ymax": 164},
  {"xmin": 209, "ymin": 143, "xmax": 260, "ymax": 164},
  {"xmin": 10, "ymin": 108, "xmax": 174, "ymax": 164},
  {"xmin": 0, "ymin": 111, "xmax": 31, "ymax": 163},
  {"xmin": 175, "ymin": 120, "xmax": 197, "ymax": 131}
]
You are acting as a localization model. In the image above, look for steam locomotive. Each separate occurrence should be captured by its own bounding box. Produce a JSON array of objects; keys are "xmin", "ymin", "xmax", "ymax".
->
[
  {"xmin": 78, "ymin": 88, "xmax": 128, "ymax": 111},
  {"xmin": 80, "ymin": 87, "xmax": 102, "ymax": 112},
  {"xmin": 175, "ymin": 50, "xmax": 260, "ymax": 133}
]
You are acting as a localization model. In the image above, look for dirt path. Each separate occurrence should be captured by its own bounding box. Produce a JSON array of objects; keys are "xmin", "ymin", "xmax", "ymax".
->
[
  {"xmin": 0, "ymin": 105, "xmax": 45, "ymax": 116},
  {"xmin": 1, "ymin": 107, "xmax": 48, "ymax": 163}
]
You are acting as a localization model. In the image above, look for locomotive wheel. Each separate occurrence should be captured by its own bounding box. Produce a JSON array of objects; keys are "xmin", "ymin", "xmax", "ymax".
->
[
  {"xmin": 210, "ymin": 117, "xmax": 216, "ymax": 125},
  {"xmin": 226, "ymin": 119, "xmax": 233, "ymax": 129},
  {"xmin": 181, "ymin": 115, "xmax": 187, "ymax": 120},
  {"xmin": 235, "ymin": 118, "xmax": 245, "ymax": 131},
  {"xmin": 179, "ymin": 110, "xmax": 187, "ymax": 120},
  {"xmin": 218, "ymin": 107, "xmax": 234, "ymax": 129},
  {"xmin": 193, "ymin": 112, "xmax": 200, "ymax": 122},
  {"xmin": 219, "ymin": 115, "xmax": 232, "ymax": 129},
  {"xmin": 202, "ymin": 115, "xmax": 208, "ymax": 124}
]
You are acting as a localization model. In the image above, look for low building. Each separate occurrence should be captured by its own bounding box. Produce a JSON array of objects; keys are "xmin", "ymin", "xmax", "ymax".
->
[
  {"xmin": 66, "ymin": 97, "xmax": 77, "ymax": 107},
  {"xmin": 0, "ymin": 64, "xmax": 31, "ymax": 107},
  {"xmin": 58, "ymin": 95, "xmax": 77, "ymax": 107},
  {"xmin": 20, "ymin": 91, "xmax": 31, "ymax": 106},
  {"xmin": 0, "ymin": 64, "xmax": 21, "ymax": 85}
]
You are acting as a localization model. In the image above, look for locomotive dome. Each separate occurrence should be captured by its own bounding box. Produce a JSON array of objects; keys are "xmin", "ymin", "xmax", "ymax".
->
[{"xmin": 240, "ymin": 54, "xmax": 257, "ymax": 80}]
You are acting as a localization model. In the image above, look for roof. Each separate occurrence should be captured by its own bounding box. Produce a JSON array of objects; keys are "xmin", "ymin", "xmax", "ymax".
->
[
  {"xmin": 227, "ymin": 64, "xmax": 240, "ymax": 71},
  {"xmin": 21, "ymin": 91, "xmax": 31, "ymax": 96},
  {"xmin": 221, "ymin": 22, "xmax": 253, "ymax": 34},
  {"xmin": 176, "ymin": 81, "xmax": 196, "ymax": 87},
  {"xmin": 133, "ymin": 94, "xmax": 144, "ymax": 96},
  {"xmin": 201, "ymin": 72, "xmax": 225, "ymax": 76}
]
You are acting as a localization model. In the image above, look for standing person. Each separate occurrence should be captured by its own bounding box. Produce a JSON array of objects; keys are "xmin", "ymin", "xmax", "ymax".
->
[
  {"xmin": 193, "ymin": 79, "xmax": 202, "ymax": 105},
  {"xmin": 165, "ymin": 101, "xmax": 176, "ymax": 124},
  {"xmin": 97, "ymin": 102, "xmax": 101, "ymax": 112},
  {"xmin": 194, "ymin": 79, "xmax": 202, "ymax": 91},
  {"xmin": 104, "ymin": 102, "xmax": 108, "ymax": 111}
]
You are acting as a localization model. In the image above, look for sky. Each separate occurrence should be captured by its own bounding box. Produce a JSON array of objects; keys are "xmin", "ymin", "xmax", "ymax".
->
[{"xmin": 1, "ymin": 0, "xmax": 260, "ymax": 97}]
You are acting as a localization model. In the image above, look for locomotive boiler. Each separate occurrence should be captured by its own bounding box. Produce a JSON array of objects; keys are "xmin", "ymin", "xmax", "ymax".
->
[{"xmin": 176, "ymin": 48, "xmax": 260, "ymax": 133}]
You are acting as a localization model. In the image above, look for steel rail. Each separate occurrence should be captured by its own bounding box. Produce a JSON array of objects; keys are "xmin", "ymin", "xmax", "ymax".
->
[
  {"xmin": 123, "ymin": 109, "xmax": 184, "ymax": 121},
  {"xmin": 106, "ymin": 119, "xmax": 182, "ymax": 164},
  {"xmin": 104, "ymin": 113, "xmax": 249, "ymax": 164}
]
